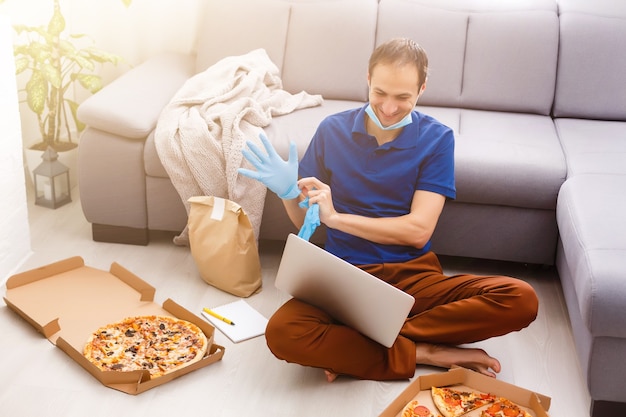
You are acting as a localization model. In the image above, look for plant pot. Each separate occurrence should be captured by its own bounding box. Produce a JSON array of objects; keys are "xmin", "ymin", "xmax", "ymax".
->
[{"xmin": 24, "ymin": 145, "xmax": 79, "ymax": 191}]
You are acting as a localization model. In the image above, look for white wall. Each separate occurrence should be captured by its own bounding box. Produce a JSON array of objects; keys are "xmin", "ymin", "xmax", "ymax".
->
[{"xmin": 0, "ymin": 14, "xmax": 32, "ymax": 283}]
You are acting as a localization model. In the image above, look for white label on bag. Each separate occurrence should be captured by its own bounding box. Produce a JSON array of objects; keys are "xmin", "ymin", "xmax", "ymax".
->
[{"xmin": 211, "ymin": 197, "xmax": 226, "ymax": 221}]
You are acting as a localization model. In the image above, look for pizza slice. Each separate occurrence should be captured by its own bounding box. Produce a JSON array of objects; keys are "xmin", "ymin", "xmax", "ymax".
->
[
  {"xmin": 431, "ymin": 386, "xmax": 497, "ymax": 417},
  {"xmin": 401, "ymin": 399, "xmax": 435, "ymax": 417},
  {"xmin": 480, "ymin": 398, "xmax": 533, "ymax": 417}
]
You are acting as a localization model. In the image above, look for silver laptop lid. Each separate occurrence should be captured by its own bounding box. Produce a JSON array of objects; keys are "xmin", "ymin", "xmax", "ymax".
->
[{"xmin": 275, "ymin": 234, "xmax": 415, "ymax": 348}]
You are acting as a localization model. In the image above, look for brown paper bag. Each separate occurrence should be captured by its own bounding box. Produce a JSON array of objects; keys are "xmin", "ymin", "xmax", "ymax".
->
[{"xmin": 187, "ymin": 196, "xmax": 262, "ymax": 297}]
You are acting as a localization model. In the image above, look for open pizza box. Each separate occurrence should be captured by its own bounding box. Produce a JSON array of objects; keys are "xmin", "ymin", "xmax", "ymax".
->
[
  {"xmin": 3, "ymin": 256, "xmax": 225, "ymax": 395},
  {"xmin": 379, "ymin": 367, "xmax": 551, "ymax": 417}
]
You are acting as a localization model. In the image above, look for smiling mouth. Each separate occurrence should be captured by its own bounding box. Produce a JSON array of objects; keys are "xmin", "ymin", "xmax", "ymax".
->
[{"xmin": 380, "ymin": 114, "xmax": 399, "ymax": 125}]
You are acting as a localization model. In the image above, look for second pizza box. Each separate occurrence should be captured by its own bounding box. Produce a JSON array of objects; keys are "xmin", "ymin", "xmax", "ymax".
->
[
  {"xmin": 3, "ymin": 256, "xmax": 225, "ymax": 395},
  {"xmin": 379, "ymin": 367, "xmax": 551, "ymax": 417}
]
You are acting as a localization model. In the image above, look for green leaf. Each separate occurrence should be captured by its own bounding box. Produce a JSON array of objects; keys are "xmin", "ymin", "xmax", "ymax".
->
[
  {"xmin": 26, "ymin": 71, "xmax": 47, "ymax": 115},
  {"xmin": 28, "ymin": 42, "xmax": 53, "ymax": 65},
  {"xmin": 73, "ymin": 54, "xmax": 96, "ymax": 71},
  {"xmin": 14, "ymin": 57, "xmax": 30, "ymax": 75},
  {"xmin": 41, "ymin": 62, "xmax": 62, "ymax": 88},
  {"xmin": 66, "ymin": 99, "xmax": 85, "ymax": 132},
  {"xmin": 85, "ymin": 48, "xmax": 121, "ymax": 65},
  {"xmin": 13, "ymin": 24, "xmax": 30, "ymax": 35},
  {"xmin": 75, "ymin": 73, "xmax": 103, "ymax": 94},
  {"xmin": 48, "ymin": 1, "xmax": 66, "ymax": 36},
  {"xmin": 59, "ymin": 39, "xmax": 77, "ymax": 57},
  {"xmin": 69, "ymin": 33, "xmax": 89, "ymax": 40}
]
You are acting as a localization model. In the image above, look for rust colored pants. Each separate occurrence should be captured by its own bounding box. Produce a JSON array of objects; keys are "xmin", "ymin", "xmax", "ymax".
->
[{"xmin": 265, "ymin": 251, "xmax": 538, "ymax": 380}]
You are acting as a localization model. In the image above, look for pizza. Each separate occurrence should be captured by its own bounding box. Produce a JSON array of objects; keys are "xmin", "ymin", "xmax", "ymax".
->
[
  {"xmin": 480, "ymin": 398, "xmax": 533, "ymax": 417},
  {"xmin": 401, "ymin": 400, "xmax": 434, "ymax": 417},
  {"xmin": 431, "ymin": 386, "xmax": 497, "ymax": 417},
  {"xmin": 83, "ymin": 315, "xmax": 208, "ymax": 378}
]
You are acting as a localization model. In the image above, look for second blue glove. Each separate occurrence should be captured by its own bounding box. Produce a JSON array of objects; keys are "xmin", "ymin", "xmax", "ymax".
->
[{"xmin": 297, "ymin": 197, "xmax": 320, "ymax": 241}]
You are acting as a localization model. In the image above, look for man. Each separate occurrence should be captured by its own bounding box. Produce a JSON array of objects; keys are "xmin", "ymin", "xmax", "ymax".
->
[{"xmin": 239, "ymin": 38, "xmax": 538, "ymax": 382}]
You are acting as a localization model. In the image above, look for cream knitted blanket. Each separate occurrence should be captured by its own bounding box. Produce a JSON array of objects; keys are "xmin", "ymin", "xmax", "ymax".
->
[{"xmin": 155, "ymin": 49, "xmax": 323, "ymax": 245}]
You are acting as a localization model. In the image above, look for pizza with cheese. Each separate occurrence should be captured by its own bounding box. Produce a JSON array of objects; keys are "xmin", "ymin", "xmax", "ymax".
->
[
  {"xmin": 480, "ymin": 398, "xmax": 533, "ymax": 417},
  {"xmin": 431, "ymin": 386, "xmax": 497, "ymax": 417},
  {"xmin": 401, "ymin": 399, "xmax": 434, "ymax": 417},
  {"xmin": 83, "ymin": 315, "xmax": 208, "ymax": 378}
]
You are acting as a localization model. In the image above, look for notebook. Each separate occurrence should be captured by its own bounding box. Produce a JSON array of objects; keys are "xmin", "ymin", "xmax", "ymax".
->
[
  {"xmin": 274, "ymin": 234, "xmax": 415, "ymax": 348},
  {"xmin": 201, "ymin": 299, "xmax": 268, "ymax": 343}
]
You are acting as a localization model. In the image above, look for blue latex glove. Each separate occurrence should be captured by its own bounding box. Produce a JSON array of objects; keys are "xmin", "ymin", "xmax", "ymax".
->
[
  {"xmin": 297, "ymin": 197, "xmax": 320, "ymax": 241},
  {"xmin": 238, "ymin": 133, "xmax": 300, "ymax": 200}
]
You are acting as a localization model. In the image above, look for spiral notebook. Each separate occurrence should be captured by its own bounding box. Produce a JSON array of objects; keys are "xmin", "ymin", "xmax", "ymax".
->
[{"xmin": 201, "ymin": 299, "xmax": 268, "ymax": 343}]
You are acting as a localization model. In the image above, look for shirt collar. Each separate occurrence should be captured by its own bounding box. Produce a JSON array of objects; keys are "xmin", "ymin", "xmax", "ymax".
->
[{"xmin": 353, "ymin": 104, "xmax": 419, "ymax": 150}]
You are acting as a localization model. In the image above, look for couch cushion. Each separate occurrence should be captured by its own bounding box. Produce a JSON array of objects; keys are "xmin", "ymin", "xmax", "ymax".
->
[
  {"xmin": 418, "ymin": 106, "xmax": 565, "ymax": 210},
  {"xmin": 144, "ymin": 130, "xmax": 168, "ymax": 178},
  {"xmin": 461, "ymin": 10, "xmax": 558, "ymax": 115},
  {"xmin": 196, "ymin": 0, "xmax": 375, "ymax": 102},
  {"xmin": 553, "ymin": 4, "xmax": 626, "ymax": 120},
  {"xmin": 195, "ymin": 0, "xmax": 291, "ymax": 74},
  {"xmin": 281, "ymin": 0, "xmax": 376, "ymax": 101},
  {"xmin": 78, "ymin": 53, "xmax": 195, "ymax": 139},
  {"xmin": 377, "ymin": 0, "xmax": 466, "ymax": 106},
  {"xmin": 78, "ymin": 128, "xmax": 148, "ymax": 228},
  {"xmin": 557, "ymin": 174, "xmax": 626, "ymax": 338},
  {"xmin": 558, "ymin": 240, "xmax": 626, "ymax": 403},
  {"xmin": 555, "ymin": 118, "xmax": 626, "ymax": 177},
  {"xmin": 377, "ymin": 0, "xmax": 559, "ymax": 115},
  {"xmin": 264, "ymin": 100, "xmax": 364, "ymax": 159}
]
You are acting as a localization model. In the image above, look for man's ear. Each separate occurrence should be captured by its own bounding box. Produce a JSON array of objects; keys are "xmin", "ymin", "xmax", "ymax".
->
[{"xmin": 418, "ymin": 80, "xmax": 427, "ymax": 98}]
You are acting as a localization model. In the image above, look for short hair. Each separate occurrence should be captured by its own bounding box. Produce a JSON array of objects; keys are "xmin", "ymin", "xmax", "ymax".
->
[{"xmin": 368, "ymin": 38, "xmax": 429, "ymax": 89}]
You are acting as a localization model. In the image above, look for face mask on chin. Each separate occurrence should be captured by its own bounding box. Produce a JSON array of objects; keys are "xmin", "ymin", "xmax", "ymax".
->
[{"xmin": 365, "ymin": 104, "xmax": 413, "ymax": 131}]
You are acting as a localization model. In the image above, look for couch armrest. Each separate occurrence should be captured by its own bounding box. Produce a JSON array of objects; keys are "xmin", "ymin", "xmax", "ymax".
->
[{"xmin": 77, "ymin": 52, "xmax": 196, "ymax": 139}]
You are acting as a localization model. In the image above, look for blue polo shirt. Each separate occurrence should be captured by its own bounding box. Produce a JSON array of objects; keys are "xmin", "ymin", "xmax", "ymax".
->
[{"xmin": 299, "ymin": 104, "xmax": 456, "ymax": 265}]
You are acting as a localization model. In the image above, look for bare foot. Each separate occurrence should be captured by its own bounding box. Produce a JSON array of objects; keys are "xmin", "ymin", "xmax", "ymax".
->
[
  {"xmin": 415, "ymin": 343, "xmax": 501, "ymax": 378},
  {"xmin": 324, "ymin": 369, "xmax": 339, "ymax": 383}
]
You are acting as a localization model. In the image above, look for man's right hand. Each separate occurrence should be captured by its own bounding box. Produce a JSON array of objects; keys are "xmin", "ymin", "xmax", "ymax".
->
[{"xmin": 238, "ymin": 133, "xmax": 300, "ymax": 200}]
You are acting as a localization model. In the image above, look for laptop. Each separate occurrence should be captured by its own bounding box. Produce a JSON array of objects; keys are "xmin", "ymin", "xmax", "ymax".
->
[{"xmin": 274, "ymin": 233, "xmax": 415, "ymax": 348}]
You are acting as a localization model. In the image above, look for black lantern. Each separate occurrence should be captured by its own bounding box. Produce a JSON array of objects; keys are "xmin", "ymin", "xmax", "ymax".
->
[{"xmin": 33, "ymin": 147, "xmax": 72, "ymax": 209}]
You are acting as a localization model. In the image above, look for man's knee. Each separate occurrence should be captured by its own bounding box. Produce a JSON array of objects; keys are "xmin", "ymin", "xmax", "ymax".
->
[
  {"xmin": 510, "ymin": 279, "xmax": 539, "ymax": 329},
  {"xmin": 265, "ymin": 308, "xmax": 293, "ymax": 360},
  {"xmin": 265, "ymin": 299, "xmax": 333, "ymax": 361}
]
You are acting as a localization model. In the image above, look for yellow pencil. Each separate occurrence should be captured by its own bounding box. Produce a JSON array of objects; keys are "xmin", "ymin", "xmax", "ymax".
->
[{"xmin": 203, "ymin": 307, "xmax": 235, "ymax": 326}]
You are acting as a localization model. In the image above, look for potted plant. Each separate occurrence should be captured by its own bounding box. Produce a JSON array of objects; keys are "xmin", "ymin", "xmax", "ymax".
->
[{"xmin": 13, "ymin": 0, "xmax": 122, "ymax": 154}]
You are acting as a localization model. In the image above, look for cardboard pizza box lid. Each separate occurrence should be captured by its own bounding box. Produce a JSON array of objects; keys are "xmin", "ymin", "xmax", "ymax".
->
[
  {"xmin": 379, "ymin": 367, "xmax": 551, "ymax": 417},
  {"xmin": 3, "ymin": 256, "xmax": 225, "ymax": 395}
]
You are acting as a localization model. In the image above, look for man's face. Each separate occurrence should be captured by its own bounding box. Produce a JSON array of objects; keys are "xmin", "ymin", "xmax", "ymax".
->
[{"xmin": 367, "ymin": 63, "xmax": 423, "ymax": 128}]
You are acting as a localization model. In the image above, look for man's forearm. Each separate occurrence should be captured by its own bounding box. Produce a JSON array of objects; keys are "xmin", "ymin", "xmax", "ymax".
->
[
  {"xmin": 282, "ymin": 197, "xmax": 307, "ymax": 229},
  {"xmin": 325, "ymin": 212, "xmax": 432, "ymax": 249}
]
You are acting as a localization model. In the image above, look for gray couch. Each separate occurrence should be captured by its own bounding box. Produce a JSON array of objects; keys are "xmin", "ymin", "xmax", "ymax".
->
[
  {"xmin": 76, "ymin": 0, "xmax": 626, "ymax": 415},
  {"xmin": 552, "ymin": 1, "xmax": 626, "ymax": 416}
]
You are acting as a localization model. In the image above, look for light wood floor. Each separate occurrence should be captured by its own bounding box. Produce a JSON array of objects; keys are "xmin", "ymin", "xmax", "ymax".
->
[{"xmin": 1, "ymin": 186, "xmax": 591, "ymax": 417}]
